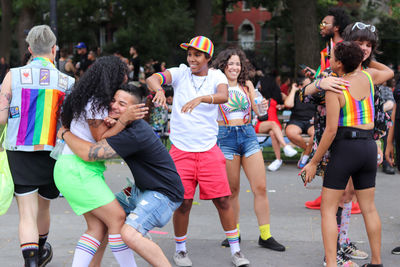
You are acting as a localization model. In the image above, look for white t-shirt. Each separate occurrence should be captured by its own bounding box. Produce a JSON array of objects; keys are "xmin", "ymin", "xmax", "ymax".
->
[
  {"xmin": 62, "ymin": 101, "xmax": 108, "ymax": 155},
  {"xmin": 168, "ymin": 64, "xmax": 228, "ymax": 152}
]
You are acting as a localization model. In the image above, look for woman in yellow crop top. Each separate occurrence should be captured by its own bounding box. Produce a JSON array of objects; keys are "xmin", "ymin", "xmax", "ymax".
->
[
  {"xmin": 302, "ymin": 41, "xmax": 393, "ymax": 267},
  {"xmin": 212, "ymin": 48, "xmax": 285, "ymax": 251}
]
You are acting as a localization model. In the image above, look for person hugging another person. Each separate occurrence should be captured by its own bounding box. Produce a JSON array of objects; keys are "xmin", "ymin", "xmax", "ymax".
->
[{"xmin": 302, "ymin": 41, "xmax": 393, "ymax": 267}]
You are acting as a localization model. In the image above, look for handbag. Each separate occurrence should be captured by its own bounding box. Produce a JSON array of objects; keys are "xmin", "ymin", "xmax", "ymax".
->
[{"xmin": 0, "ymin": 125, "xmax": 14, "ymax": 215}]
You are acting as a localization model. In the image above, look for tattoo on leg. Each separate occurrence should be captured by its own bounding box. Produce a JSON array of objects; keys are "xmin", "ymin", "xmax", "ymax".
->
[{"xmin": 88, "ymin": 140, "xmax": 119, "ymax": 160}]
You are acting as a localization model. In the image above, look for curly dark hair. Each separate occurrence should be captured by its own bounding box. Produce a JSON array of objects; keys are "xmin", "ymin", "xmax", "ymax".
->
[
  {"xmin": 333, "ymin": 41, "xmax": 364, "ymax": 73},
  {"xmin": 327, "ymin": 7, "xmax": 351, "ymax": 36},
  {"xmin": 61, "ymin": 56, "xmax": 128, "ymax": 128},
  {"xmin": 212, "ymin": 47, "xmax": 250, "ymax": 87},
  {"xmin": 342, "ymin": 22, "xmax": 379, "ymax": 67}
]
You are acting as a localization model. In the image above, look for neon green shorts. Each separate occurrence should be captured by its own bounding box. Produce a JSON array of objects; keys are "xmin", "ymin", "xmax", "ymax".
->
[{"xmin": 54, "ymin": 155, "xmax": 115, "ymax": 215}]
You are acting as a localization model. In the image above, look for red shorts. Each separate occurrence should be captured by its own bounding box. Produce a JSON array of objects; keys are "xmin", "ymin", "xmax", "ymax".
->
[{"xmin": 169, "ymin": 144, "xmax": 231, "ymax": 200}]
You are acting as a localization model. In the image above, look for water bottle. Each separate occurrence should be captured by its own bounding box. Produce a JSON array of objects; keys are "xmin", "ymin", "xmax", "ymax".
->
[
  {"xmin": 50, "ymin": 139, "xmax": 65, "ymax": 160},
  {"xmin": 254, "ymin": 89, "xmax": 268, "ymax": 120}
]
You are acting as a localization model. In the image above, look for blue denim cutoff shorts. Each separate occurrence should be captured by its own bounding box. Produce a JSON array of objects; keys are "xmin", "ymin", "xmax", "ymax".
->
[
  {"xmin": 217, "ymin": 124, "xmax": 261, "ymax": 160},
  {"xmin": 116, "ymin": 184, "xmax": 182, "ymax": 236}
]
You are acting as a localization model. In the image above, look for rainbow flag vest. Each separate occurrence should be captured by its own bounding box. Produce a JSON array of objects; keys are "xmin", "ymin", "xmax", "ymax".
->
[{"xmin": 5, "ymin": 57, "xmax": 75, "ymax": 151}]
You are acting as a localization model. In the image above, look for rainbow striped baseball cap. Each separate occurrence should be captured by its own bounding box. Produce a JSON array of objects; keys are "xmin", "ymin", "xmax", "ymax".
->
[{"xmin": 180, "ymin": 36, "xmax": 214, "ymax": 57}]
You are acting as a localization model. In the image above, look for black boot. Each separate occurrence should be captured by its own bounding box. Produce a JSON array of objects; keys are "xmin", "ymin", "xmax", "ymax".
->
[
  {"xmin": 22, "ymin": 248, "xmax": 39, "ymax": 267},
  {"xmin": 38, "ymin": 242, "xmax": 53, "ymax": 267}
]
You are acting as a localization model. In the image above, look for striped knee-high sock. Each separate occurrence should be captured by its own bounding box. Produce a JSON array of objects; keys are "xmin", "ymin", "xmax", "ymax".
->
[
  {"xmin": 72, "ymin": 234, "xmax": 100, "ymax": 267},
  {"xmin": 339, "ymin": 202, "xmax": 352, "ymax": 246},
  {"xmin": 225, "ymin": 229, "xmax": 240, "ymax": 255},
  {"xmin": 108, "ymin": 234, "xmax": 137, "ymax": 266}
]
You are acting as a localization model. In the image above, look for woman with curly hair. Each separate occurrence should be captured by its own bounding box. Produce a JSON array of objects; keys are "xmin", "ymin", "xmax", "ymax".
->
[
  {"xmin": 212, "ymin": 47, "xmax": 285, "ymax": 251},
  {"xmin": 54, "ymin": 56, "xmax": 138, "ymax": 267}
]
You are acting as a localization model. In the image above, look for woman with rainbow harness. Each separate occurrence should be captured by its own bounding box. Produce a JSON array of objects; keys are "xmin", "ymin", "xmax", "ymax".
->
[{"xmin": 301, "ymin": 41, "xmax": 393, "ymax": 267}]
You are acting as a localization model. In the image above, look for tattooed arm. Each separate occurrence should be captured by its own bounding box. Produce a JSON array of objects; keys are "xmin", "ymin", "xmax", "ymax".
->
[
  {"xmin": 0, "ymin": 72, "xmax": 12, "ymax": 125},
  {"xmin": 59, "ymin": 127, "xmax": 120, "ymax": 161}
]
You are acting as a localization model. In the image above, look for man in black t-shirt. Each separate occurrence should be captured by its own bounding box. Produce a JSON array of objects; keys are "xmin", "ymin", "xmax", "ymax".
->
[{"xmin": 60, "ymin": 84, "xmax": 183, "ymax": 266}]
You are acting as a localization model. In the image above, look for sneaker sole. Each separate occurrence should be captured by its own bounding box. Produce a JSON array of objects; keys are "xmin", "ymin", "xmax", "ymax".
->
[
  {"xmin": 305, "ymin": 205, "xmax": 320, "ymax": 210},
  {"xmin": 39, "ymin": 251, "xmax": 53, "ymax": 267},
  {"xmin": 347, "ymin": 254, "xmax": 368, "ymax": 260}
]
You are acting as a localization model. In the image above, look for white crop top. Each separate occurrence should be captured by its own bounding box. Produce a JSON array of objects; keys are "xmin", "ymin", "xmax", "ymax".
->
[{"xmin": 218, "ymin": 85, "xmax": 251, "ymax": 121}]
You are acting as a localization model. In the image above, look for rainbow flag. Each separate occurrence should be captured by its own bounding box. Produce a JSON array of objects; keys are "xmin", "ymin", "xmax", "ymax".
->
[{"xmin": 17, "ymin": 88, "xmax": 65, "ymax": 147}]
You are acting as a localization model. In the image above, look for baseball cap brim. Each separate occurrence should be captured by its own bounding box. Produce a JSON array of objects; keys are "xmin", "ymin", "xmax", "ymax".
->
[{"xmin": 180, "ymin": 43, "xmax": 209, "ymax": 55}]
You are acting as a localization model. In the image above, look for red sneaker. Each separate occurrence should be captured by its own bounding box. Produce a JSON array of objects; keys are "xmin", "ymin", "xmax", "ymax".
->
[
  {"xmin": 351, "ymin": 202, "xmax": 361, "ymax": 214},
  {"xmin": 305, "ymin": 195, "xmax": 321, "ymax": 209}
]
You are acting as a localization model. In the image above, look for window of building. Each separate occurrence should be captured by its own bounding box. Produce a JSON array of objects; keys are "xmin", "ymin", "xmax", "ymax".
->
[
  {"xmin": 242, "ymin": 1, "xmax": 251, "ymax": 11},
  {"xmin": 226, "ymin": 26, "xmax": 234, "ymax": 41},
  {"xmin": 226, "ymin": 3, "xmax": 234, "ymax": 12}
]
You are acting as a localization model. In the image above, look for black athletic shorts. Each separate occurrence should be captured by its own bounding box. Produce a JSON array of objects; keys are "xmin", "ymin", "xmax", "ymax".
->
[
  {"xmin": 6, "ymin": 150, "xmax": 59, "ymax": 199},
  {"xmin": 323, "ymin": 127, "xmax": 377, "ymax": 190},
  {"xmin": 287, "ymin": 119, "xmax": 313, "ymax": 134}
]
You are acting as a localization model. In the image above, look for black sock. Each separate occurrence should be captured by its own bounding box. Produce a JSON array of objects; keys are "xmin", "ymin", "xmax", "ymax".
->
[
  {"xmin": 21, "ymin": 242, "xmax": 39, "ymax": 266},
  {"xmin": 336, "ymin": 207, "xmax": 343, "ymax": 229},
  {"xmin": 39, "ymin": 232, "xmax": 48, "ymax": 252}
]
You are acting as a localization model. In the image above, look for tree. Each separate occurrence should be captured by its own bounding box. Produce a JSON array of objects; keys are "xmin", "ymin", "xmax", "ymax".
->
[
  {"xmin": 287, "ymin": 0, "xmax": 320, "ymax": 72},
  {"xmin": 0, "ymin": 0, "xmax": 12, "ymax": 63},
  {"xmin": 194, "ymin": 0, "xmax": 213, "ymax": 36}
]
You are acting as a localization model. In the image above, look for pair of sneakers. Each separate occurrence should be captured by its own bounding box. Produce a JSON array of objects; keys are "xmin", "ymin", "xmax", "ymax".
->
[
  {"xmin": 174, "ymin": 250, "xmax": 249, "ymax": 267},
  {"xmin": 267, "ymin": 145, "xmax": 297, "ymax": 172},
  {"xmin": 323, "ymin": 250, "xmax": 359, "ymax": 267}
]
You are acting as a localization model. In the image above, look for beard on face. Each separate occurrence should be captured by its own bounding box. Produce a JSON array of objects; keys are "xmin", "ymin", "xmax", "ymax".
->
[{"xmin": 321, "ymin": 31, "xmax": 334, "ymax": 42}]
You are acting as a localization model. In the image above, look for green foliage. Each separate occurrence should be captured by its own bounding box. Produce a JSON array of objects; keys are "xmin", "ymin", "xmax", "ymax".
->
[{"xmin": 106, "ymin": 0, "xmax": 193, "ymax": 64}]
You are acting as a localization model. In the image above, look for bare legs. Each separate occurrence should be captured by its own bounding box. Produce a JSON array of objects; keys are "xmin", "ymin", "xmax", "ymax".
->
[
  {"xmin": 16, "ymin": 192, "xmax": 51, "ymax": 244},
  {"xmin": 226, "ymin": 151, "xmax": 270, "ymax": 227},
  {"xmin": 321, "ymin": 187, "xmax": 381, "ymax": 267}
]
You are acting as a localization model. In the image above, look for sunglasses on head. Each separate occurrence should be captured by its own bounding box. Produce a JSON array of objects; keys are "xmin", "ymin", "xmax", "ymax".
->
[{"xmin": 352, "ymin": 22, "xmax": 376, "ymax": 33}]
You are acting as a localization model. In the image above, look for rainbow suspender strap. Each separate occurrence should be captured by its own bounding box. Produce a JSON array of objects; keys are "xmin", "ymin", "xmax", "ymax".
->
[{"xmin": 218, "ymin": 85, "xmax": 252, "ymax": 125}]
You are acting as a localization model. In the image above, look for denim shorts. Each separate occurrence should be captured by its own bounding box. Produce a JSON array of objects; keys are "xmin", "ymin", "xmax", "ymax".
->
[
  {"xmin": 217, "ymin": 124, "xmax": 261, "ymax": 160},
  {"xmin": 116, "ymin": 184, "xmax": 182, "ymax": 236}
]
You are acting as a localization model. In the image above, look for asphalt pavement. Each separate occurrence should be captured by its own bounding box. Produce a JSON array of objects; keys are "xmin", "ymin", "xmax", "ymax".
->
[{"xmin": 1, "ymin": 161, "xmax": 399, "ymax": 267}]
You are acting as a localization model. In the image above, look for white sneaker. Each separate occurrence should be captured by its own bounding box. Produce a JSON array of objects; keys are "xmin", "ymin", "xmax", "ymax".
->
[
  {"xmin": 231, "ymin": 251, "xmax": 250, "ymax": 267},
  {"xmin": 268, "ymin": 159, "xmax": 282, "ymax": 171},
  {"xmin": 173, "ymin": 251, "xmax": 192, "ymax": 266},
  {"xmin": 283, "ymin": 145, "xmax": 297, "ymax": 157}
]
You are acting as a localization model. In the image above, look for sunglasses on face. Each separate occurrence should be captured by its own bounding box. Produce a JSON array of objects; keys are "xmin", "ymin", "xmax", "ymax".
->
[
  {"xmin": 352, "ymin": 22, "xmax": 376, "ymax": 32},
  {"xmin": 320, "ymin": 22, "xmax": 332, "ymax": 28}
]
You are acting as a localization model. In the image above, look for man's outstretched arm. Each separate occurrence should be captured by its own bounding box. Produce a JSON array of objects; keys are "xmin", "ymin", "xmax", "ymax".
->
[{"xmin": 58, "ymin": 127, "xmax": 119, "ymax": 161}]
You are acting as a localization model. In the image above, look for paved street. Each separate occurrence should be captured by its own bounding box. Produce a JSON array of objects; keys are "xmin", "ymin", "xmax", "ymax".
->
[{"xmin": 1, "ymin": 161, "xmax": 399, "ymax": 267}]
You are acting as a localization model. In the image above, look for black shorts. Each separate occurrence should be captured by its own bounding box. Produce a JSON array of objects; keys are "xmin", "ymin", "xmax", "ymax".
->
[
  {"xmin": 14, "ymin": 183, "xmax": 59, "ymax": 199},
  {"xmin": 287, "ymin": 119, "xmax": 313, "ymax": 134},
  {"xmin": 6, "ymin": 150, "xmax": 59, "ymax": 199},
  {"xmin": 323, "ymin": 128, "xmax": 376, "ymax": 190}
]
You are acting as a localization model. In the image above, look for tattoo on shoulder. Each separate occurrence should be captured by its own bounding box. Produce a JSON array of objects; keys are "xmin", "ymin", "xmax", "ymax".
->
[{"xmin": 88, "ymin": 140, "xmax": 119, "ymax": 160}]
